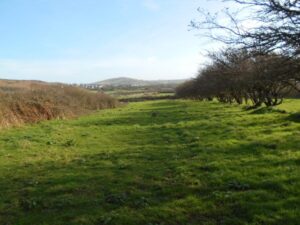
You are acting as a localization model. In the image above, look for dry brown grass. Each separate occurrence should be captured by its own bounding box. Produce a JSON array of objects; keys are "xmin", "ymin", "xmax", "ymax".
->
[{"xmin": 0, "ymin": 80, "xmax": 118, "ymax": 128}]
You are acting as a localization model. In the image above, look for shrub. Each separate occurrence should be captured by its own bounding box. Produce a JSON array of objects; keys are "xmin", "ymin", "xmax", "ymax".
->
[{"xmin": 0, "ymin": 81, "xmax": 119, "ymax": 127}]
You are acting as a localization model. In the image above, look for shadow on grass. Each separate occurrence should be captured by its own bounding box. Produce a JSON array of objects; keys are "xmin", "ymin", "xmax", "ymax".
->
[
  {"xmin": 249, "ymin": 107, "xmax": 287, "ymax": 115},
  {"xmin": 0, "ymin": 100, "xmax": 299, "ymax": 225},
  {"xmin": 285, "ymin": 112, "xmax": 300, "ymax": 123},
  {"xmin": 73, "ymin": 100, "xmax": 242, "ymax": 128}
]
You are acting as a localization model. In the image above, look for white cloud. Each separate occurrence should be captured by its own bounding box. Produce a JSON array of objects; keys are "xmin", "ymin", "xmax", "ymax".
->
[{"xmin": 142, "ymin": 0, "xmax": 160, "ymax": 11}]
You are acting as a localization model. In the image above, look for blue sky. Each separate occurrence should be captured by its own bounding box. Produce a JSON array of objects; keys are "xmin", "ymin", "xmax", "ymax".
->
[{"xmin": 0, "ymin": 0, "xmax": 228, "ymax": 83}]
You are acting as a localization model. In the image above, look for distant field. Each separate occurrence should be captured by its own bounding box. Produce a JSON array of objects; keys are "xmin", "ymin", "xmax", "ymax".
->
[
  {"xmin": 105, "ymin": 88, "xmax": 174, "ymax": 102},
  {"xmin": 0, "ymin": 99, "xmax": 299, "ymax": 224}
]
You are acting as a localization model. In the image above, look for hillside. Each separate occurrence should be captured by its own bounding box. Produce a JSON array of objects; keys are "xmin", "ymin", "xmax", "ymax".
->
[
  {"xmin": 0, "ymin": 79, "xmax": 48, "ymax": 91},
  {"xmin": 93, "ymin": 77, "xmax": 186, "ymax": 87},
  {"xmin": 0, "ymin": 79, "xmax": 118, "ymax": 127},
  {"xmin": 0, "ymin": 99, "xmax": 299, "ymax": 224}
]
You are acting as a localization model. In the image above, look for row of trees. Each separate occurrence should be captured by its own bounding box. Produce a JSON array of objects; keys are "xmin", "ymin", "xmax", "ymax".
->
[
  {"xmin": 177, "ymin": 0, "xmax": 300, "ymax": 107},
  {"xmin": 176, "ymin": 49, "xmax": 300, "ymax": 107}
]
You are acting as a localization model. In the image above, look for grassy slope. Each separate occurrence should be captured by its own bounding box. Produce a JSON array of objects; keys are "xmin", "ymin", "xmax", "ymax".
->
[{"xmin": 0, "ymin": 100, "xmax": 299, "ymax": 225}]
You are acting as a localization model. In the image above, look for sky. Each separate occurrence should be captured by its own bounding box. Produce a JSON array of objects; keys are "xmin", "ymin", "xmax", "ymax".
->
[{"xmin": 0, "ymin": 0, "xmax": 229, "ymax": 83}]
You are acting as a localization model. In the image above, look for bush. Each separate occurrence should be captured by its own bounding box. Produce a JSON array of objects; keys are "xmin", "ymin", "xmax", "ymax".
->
[{"xmin": 0, "ymin": 81, "xmax": 119, "ymax": 127}]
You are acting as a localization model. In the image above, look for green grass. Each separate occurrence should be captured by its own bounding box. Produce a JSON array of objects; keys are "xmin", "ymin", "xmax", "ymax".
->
[
  {"xmin": 104, "ymin": 89, "xmax": 174, "ymax": 101},
  {"xmin": 0, "ymin": 100, "xmax": 299, "ymax": 225},
  {"xmin": 275, "ymin": 98, "xmax": 300, "ymax": 113}
]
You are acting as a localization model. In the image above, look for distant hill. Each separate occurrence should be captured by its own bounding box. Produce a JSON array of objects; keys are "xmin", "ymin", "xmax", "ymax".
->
[{"xmin": 92, "ymin": 77, "xmax": 186, "ymax": 87}]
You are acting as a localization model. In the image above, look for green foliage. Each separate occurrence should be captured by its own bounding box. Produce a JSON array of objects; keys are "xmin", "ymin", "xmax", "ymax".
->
[{"xmin": 0, "ymin": 100, "xmax": 299, "ymax": 225}]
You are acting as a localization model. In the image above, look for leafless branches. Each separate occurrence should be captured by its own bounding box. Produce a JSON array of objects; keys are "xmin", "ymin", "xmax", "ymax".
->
[
  {"xmin": 176, "ymin": 49, "xmax": 299, "ymax": 107},
  {"xmin": 191, "ymin": 0, "xmax": 300, "ymax": 55}
]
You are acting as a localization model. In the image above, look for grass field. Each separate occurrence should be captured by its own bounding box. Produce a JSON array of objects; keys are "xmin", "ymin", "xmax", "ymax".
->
[
  {"xmin": 0, "ymin": 100, "xmax": 299, "ymax": 225},
  {"xmin": 104, "ymin": 89, "xmax": 174, "ymax": 102}
]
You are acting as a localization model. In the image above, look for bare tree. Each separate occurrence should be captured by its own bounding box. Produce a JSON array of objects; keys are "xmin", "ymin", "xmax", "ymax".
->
[
  {"xmin": 176, "ymin": 48, "xmax": 297, "ymax": 107},
  {"xmin": 191, "ymin": 0, "xmax": 300, "ymax": 56}
]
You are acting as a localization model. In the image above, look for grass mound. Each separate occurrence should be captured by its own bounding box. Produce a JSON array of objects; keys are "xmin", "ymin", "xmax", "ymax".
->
[{"xmin": 0, "ymin": 80, "xmax": 118, "ymax": 127}]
